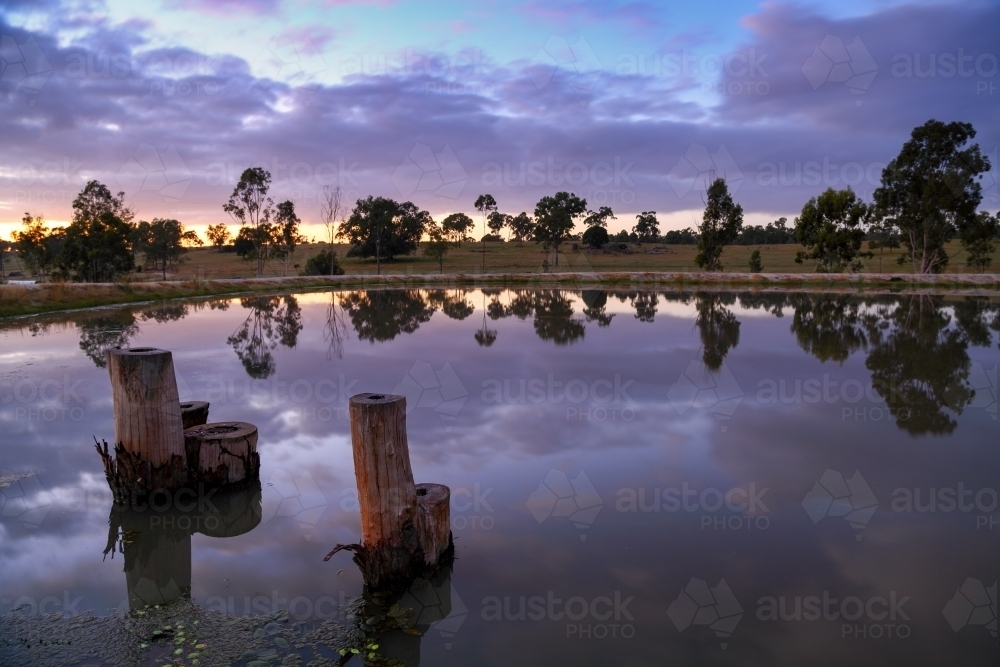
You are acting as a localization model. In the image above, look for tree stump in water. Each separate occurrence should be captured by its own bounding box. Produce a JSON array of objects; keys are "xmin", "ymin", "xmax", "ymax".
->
[
  {"xmin": 98, "ymin": 347, "xmax": 258, "ymax": 503},
  {"xmin": 183, "ymin": 422, "xmax": 260, "ymax": 488},
  {"xmin": 107, "ymin": 347, "xmax": 185, "ymax": 467},
  {"xmin": 326, "ymin": 393, "xmax": 453, "ymax": 589},
  {"xmin": 180, "ymin": 401, "xmax": 210, "ymax": 429},
  {"xmin": 100, "ymin": 347, "xmax": 188, "ymax": 499},
  {"xmin": 416, "ymin": 483, "xmax": 451, "ymax": 566}
]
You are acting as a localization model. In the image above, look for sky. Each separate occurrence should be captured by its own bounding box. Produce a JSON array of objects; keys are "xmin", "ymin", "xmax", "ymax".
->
[{"xmin": 0, "ymin": 0, "xmax": 998, "ymax": 239}]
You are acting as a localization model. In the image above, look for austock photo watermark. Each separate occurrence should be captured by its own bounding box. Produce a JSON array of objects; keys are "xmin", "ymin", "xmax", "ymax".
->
[
  {"xmin": 480, "ymin": 590, "xmax": 636, "ymax": 639},
  {"xmin": 615, "ymin": 482, "xmax": 771, "ymax": 532},
  {"xmin": 0, "ymin": 375, "xmax": 86, "ymax": 423},
  {"xmin": 480, "ymin": 156, "xmax": 637, "ymax": 206},
  {"xmin": 481, "ymin": 373, "xmax": 637, "ymax": 422},
  {"xmin": 615, "ymin": 47, "xmax": 770, "ymax": 96},
  {"xmin": 0, "ymin": 156, "xmax": 84, "ymax": 206},
  {"xmin": 669, "ymin": 576, "xmax": 996, "ymax": 647}
]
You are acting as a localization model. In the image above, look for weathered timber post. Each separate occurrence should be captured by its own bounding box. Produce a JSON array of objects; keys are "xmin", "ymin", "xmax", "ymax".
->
[
  {"xmin": 326, "ymin": 393, "xmax": 452, "ymax": 589},
  {"xmin": 107, "ymin": 347, "xmax": 185, "ymax": 467},
  {"xmin": 180, "ymin": 401, "xmax": 210, "ymax": 429},
  {"xmin": 183, "ymin": 421, "xmax": 260, "ymax": 488},
  {"xmin": 100, "ymin": 347, "xmax": 188, "ymax": 498}
]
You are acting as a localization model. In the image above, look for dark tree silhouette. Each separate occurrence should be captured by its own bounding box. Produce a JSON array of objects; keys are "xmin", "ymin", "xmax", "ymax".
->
[
  {"xmin": 631, "ymin": 292, "xmax": 657, "ymax": 323},
  {"xmin": 789, "ymin": 295, "xmax": 870, "ymax": 363},
  {"xmin": 581, "ymin": 290, "xmax": 614, "ymax": 327},
  {"xmin": 77, "ymin": 311, "xmax": 140, "ymax": 367},
  {"xmin": 227, "ymin": 295, "xmax": 303, "ymax": 378},
  {"xmin": 341, "ymin": 290, "xmax": 434, "ymax": 342},
  {"xmin": 427, "ymin": 290, "xmax": 475, "ymax": 320},
  {"xmin": 864, "ymin": 296, "xmax": 974, "ymax": 435},
  {"xmin": 694, "ymin": 293, "xmax": 741, "ymax": 370},
  {"xmin": 532, "ymin": 291, "xmax": 585, "ymax": 345}
]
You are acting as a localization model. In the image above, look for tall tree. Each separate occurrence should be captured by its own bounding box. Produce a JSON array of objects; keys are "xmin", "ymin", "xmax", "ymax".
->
[
  {"xmin": 533, "ymin": 192, "xmax": 588, "ymax": 267},
  {"xmin": 423, "ymin": 222, "xmax": 451, "ymax": 274},
  {"xmin": 134, "ymin": 218, "xmax": 202, "ymax": 279},
  {"xmin": 695, "ymin": 178, "xmax": 743, "ymax": 272},
  {"xmin": 441, "ymin": 212, "xmax": 474, "ymax": 246},
  {"xmin": 794, "ymin": 187, "xmax": 871, "ymax": 273},
  {"xmin": 633, "ymin": 211, "xmax": 660, "ymax": 244},
  {"xmin": 487, "ymin": 211, "xmax": 510, "ymax": 240},
  {"xmin": 337, "ymin": 196, "xmax": 428, "ymax": 274},
  {"xmin": 319, "ymin": 186, "xmax": 346, "ymax": 276},
  {"xmin": 0, "ymin": 239, "xmax": 9, "ymax": 281},
  {"xmin": 223, "ymin": 167, "xmax": 275, "ymax": 278},
  {"xmin": 206, "ymin": 223, "xmax": 230, "ymax": 252},
  {"xmin": 508, "ymin": 212, "xmax": 535, "ymax": 247},
  {"xmin": 474, "ymin": 194, "xmax": 498, "ymax": 272},
  {"xmin": 274, "ymin": 200, "xmax": 306, "ymax": 276},
  {"xmin": 11, "ymin": 213, "xmax": 55, "ymax": 277},
  {"xmin": 61, "ymin": 181, "xmax": 136, "ymax": 282},
  {"xmin": 871, "ymin": 119, "xmax": 990, "ymax": 274},
  {"xmin": 960, "ymin": 211, "xmax": 998, "ymax": 272},
  {"xmin": 584, "ymin": 206, "xmax": 616, "ymax": 229}
]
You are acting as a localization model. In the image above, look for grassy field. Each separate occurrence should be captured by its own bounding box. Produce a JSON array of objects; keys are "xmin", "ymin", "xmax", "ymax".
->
[{"xmin": 41, "ymin": 239, "xmax": 992, "ymax": 281}]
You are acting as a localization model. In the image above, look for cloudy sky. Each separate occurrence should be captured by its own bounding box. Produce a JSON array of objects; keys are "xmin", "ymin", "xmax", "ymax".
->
[{"xmin": 1, "ymin": 0, "xmax": 997, "ymax": 238}]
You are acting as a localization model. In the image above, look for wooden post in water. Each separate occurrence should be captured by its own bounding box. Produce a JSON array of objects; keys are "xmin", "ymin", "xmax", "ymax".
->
[
  {"xmin": 107, "ymin": 347, "xmax": 185, "ymax": 467},
  {"xmin": 327, "ymin": 393, "xmax": 452, "ymax": 589},
  {"xmin": 101, "ymin": 347, "xmax": 188, "ymax": 497}
]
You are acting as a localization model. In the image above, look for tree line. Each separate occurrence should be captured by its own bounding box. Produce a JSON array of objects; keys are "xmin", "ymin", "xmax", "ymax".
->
[
  {"xmin": 313, "ymin": 118, "xmax": 1000, "ymax": 275},
  {"xmin": 3, "ymin": 118, "xmax": 997, "ymax": 281}
]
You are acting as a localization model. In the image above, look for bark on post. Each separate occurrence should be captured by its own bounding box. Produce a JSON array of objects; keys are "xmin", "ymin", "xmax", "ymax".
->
[{"xmin": 328, "ymin": 393, "xmax": 452, "ymax": 589}]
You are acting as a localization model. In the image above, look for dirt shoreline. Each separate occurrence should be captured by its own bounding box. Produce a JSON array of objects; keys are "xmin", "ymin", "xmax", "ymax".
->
[{"xmin": 2, "ymin": 272, "xmax": 998, "ymax": 319}]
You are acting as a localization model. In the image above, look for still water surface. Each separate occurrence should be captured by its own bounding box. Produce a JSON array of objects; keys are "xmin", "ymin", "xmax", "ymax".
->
[{"xmin": 1, "ymin": 289, "xmax": 997, "ymax": 666}]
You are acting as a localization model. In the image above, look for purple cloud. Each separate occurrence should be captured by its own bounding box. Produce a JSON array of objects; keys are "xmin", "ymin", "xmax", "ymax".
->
[{"xmin": 2, "ymin": 1, "xmax": 997, "ymax": 235}]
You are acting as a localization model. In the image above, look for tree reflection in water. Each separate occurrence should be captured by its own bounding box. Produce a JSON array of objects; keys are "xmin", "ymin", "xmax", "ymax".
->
[
  {"xmin": 341, "ymin": 290, "xmax": 435, "ymax": 343},
  {"xmin": 581, "ymin": 290, "xmax": 614, "ymax": 327},
  {"xmin": 76, "ymin": 311, "xmax": 141, "ymax": 367},
  {"xmin": 694, "ymin": 293, "xmax": 741, "ymax": 371},
  {"xmin": 743, "ymin": 292, "xmax": 999, "ymax": 436},
  {"xmin": 324, "ymin": 293, "xmax": 350, "ymax": 360},
  {"xmin": 227, "ymin": 295, "xmax": 303, "ymax": 379},
  {"xmin": 864, "ymin": 296, "xmax": 975, "ymax": 435},
  {"xmin": 6, "ymin": 286, "xmax": 990, "ymax": 438},
  {"xmin": 474, "ymin": 292, "xmax": 497, "ymax": 347}
]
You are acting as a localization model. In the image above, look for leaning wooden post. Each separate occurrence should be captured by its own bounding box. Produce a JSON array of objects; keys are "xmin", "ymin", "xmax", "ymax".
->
[
  {"xmin": 333, "ymin": 393, "xmax": 452, "ymax": 589},
  {"xmin": 107, "ymin": 347, "xmax": 185, "ymax": 465}
]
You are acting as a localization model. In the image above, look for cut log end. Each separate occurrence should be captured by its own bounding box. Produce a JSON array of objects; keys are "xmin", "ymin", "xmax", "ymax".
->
[
  {"xmin": 180, "ymin": 401, "xmax": 210, "ymax": 429},
  {"xmin": 184, "ymin": 421, "xmax": 260, "ymax": 488}
]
